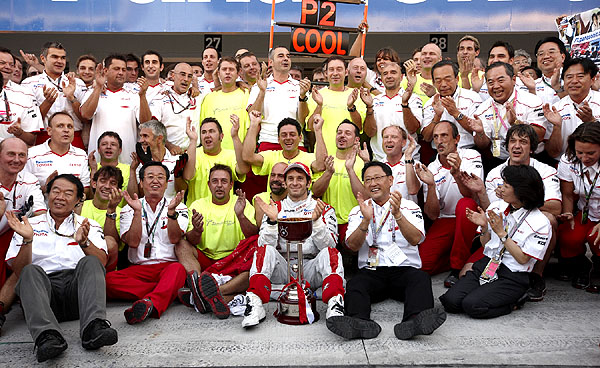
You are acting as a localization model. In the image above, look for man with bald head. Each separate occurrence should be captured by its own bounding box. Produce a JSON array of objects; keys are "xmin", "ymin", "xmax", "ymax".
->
[
  {"xmin": 151, "ymin": 63, "xmax": 201, "ymax": 151},
  {"xmin": 347, "ymin": 57, "xmax": 369, "ymax": 90},
  {"xmin": 0, "ymin": 137, "xmax": 46, "ymax": 333},
  {"xmin": 401, "ymin": 43, "xmax": 442, "ymax": 104}
]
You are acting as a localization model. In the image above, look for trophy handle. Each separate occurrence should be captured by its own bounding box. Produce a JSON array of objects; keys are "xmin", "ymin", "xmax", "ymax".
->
[
  {"xmin": 298, "ymin": 241, "xmax": 303, "ymax": 282},
  {"xmin": 286, "ymin": 239, "xmax": 291, "ymax": 282}
]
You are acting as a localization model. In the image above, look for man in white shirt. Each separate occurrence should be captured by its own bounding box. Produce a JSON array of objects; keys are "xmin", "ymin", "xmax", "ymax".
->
[
  {"xmin": 534, "ymin": 37, "xmax": 569, "ymax": 106},
  {"xmin": 140, "ymin": 50, "xmax": 166, "ymax": 118},
  {"xmin": 5, "ymin": 174, "xmax": 116, "ymax": 362},
  {"xmin": 25, "ymin": 112, "xmax": 91, "ymax": 198},
  {"xmin": 544, "ymin": 58, "xmax": 600, "ymax": 160},
  {"xmin": 0, "ymin": 58, "xmax": 43, "ymax": 145},
  {"xmin": 421, "ymin": 60, "xmax": 482, "ymax": 150},
  {"xmin": 106, "ymin": 162, "xmax": 188, "ymax": 324},
  {"xmin": 21, "ymin": 42, "xmax": 88, "ymax": 149},
  {"xmin": 414, "ymin": 121, "xmax": 483, "ymax": 286},
  {"xmin": 81, "ymin": 54, "xmax": 152, "ymax": 164},
  {"xmin": 125, "ymin": 54, "xmax": 141, "ymax": 84},
  {"xmin": 381, "ymin": 125, "xmax": 421, "ymax": 203},
  {"xmin": 327, "ymin": 161, "xmax": 446, "ymax": 340},
  {"xmin": 247, "ymin": 46, "xmax": 311, "ymax": 151},
  {"xmin": 470, "ymin": 62, "xmax": 548, "ymax": 171},
  {"xmin": 363, "ymin": 61, "xmax": 423, "ymax": 162},
  {"xmin": 197, "ymin": 47, "xmax": 219, "ymax": 95}
]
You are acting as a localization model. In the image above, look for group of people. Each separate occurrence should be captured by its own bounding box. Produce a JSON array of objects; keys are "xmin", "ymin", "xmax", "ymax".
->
[{"xmin": 0, "ymin": 27, "xmax": 599, "ymax": 363}]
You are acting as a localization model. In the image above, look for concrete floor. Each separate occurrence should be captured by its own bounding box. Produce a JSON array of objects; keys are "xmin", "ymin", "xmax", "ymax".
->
[{"xmin": 0, "ymin": 274, "xmax": 599, "ymax": 367}]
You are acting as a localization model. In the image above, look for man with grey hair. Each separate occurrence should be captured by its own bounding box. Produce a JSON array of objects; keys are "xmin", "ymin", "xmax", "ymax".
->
[{"xmin": 513, "ymin": 49, "xmax": 532, "ymax": 72}]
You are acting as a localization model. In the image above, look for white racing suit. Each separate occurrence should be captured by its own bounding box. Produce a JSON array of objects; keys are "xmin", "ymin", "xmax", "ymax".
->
[{"xmin": 247, "ymin": 193, "xmax": 345, "ymax": 306}]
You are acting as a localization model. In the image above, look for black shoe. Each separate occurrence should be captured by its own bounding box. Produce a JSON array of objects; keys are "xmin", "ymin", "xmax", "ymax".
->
[
  {"xmin": 443, "ymin": 270, "xmax": 460, "ymax": 288},
  {"xmin": 513, "ymin": 292, "xmax": 529, "ymax": 310},
  {"xmin": 572, "ymin": 271, "xmax": 590, "ymax": 289},
  {"xmin": 124, "ymin": 298, "xmax": 154, "ymax": 325},
  {"xmin": 586, "ymin": 268, "xmax": 600, "ymax": 294},
  {"xmin": 326, "ymin": 316, "xmax": 381, "ymax": 340},
  {"xmin": 35, "ymin": 329, "xmax": 68, "ymax": 363},
  {"xmin": 186, "ymin": 271, "xmax": 209, "ymax": 313},
  {"xmin": 81, "ymin": 319, "xmax": 118, "ymax": 350},
  {"xmin": 527, "ymin": 273, "xmax": 546, "ymax": 302},
  {"xmin": 394, "ymin": 306, "xmax": 447, "ymax": 340},
  {"xmin": 199, "ymin": 272, "xmax": 230, "ymax": 319}
]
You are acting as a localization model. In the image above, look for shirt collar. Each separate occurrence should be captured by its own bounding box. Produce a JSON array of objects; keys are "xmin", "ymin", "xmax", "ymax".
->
[{"xmin": 46, "ymin": 210, "xmax": 76, "ymax": 234}]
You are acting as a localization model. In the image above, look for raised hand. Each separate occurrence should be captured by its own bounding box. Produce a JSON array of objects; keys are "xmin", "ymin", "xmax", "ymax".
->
[
  {"xmin": 168, "ymin": 190, "xmax": 185, "ymax": 212},
  {"xmin": 468, "ymin": 114, "xmax": 484, "ymax": 134},
  {"xmin": 420, "ymin": 82, "xmax": 436, "ymax": 98},
  {"xmin": 312, "ymin": 198, "xmax": 326, "ymax": 221},
  {"xmin": 543, "ymin": 103, "xmax": 562, "ymax": 127},
  {"xmin": 234, "ymin": 189, "xmax": 247, "ymax": 216},
  {"xmin": 404, "ymin": 134, "xmax": 417, "ymax": 158},
  {"xmin": 432, "ymin": 94, "xmax": 444, "ymax": 116},
  {"xmin": 447, "ymin": 152, "xmax": 462, "ymax": 176},
  {"xmin": 358, "ymin": 142, "xmax": 370, "ymax": 162},
  {"xmin": 299, "ymin": 78, "xmax": 311, "ymax": 98},
  {"xmin": 130, "ymin": 152, "xmax": 140, "ymax": 170},
  {"xmin": 505, "ymin": 101, "xmax": 517, "ymax": 125},
  {"xmin": 345, "ymin": 145, "xmax": 358, "ymax": 171},
  {"xmin": 576, "ymin": 101, "xmax": 595, "ymax": 123},
  {"xmin": 255, "ymin": 197, "xmax": 279, "ymax": 222},
  {"xmin": 440, "ymin": 96, "xmax": 459, "ymax": 117},
  {"xmin": 191, "ymin": 209, "xmax": 204, "ymax": 233},
  {"xmin": 311, "ymin": 86, "xmax": 323, "ymax": 106},
  {"xmin": 19, "ymin": 50, "xmax": 42, "ymax": 72},
  {"xmin": 88, "ymin": 150, "xmax": 97, "ymax": 169},
  {"xmin": 470, "ymin": 68, "xmax": 484, "ymax": 92},
  {"xmin": 122, "ymin": 190, "xmax": 142, "ymax": 212},
  {"xmin": 137, "ymin": 76, "xmax": 149, "ymax": 96},
  {"xmin": 356, "ymin": 192, "xmax": 374, "ymax": 219},
  {"xmin": 459, "ymin": 171, "xmax": 484, "ymax": 194},
  {"xmin": 487, "ymin": 210, "xmax": 505, "ymax": 236},
  {"xmin": 347, "ymin": 88, "xmax": 359, "ymax": 108},
  {"xmin": 94, "ymin": 63, "xmax": 107, "ymax": 88},
  {"xmin": 465, "ymin": 206, "xmax": 488, "ymax": 227},
  {"xmin": 360, "ymin": 87, "xmax": 373, "ymax": 108},
  {"xmin": 75, "ymin": 218, "xmax": 91, "ymax": 247},
  {"xmin": 249, "ymin": 110, "xmax": 262, "ymax": 126},
  {"xmin": 414, "ymin": 162, "xmax": 435, "ymax": 185},
  {"xmin": 324, "ymin": 155, "xmax": 335, "ymax": 174},
  {"xmin": 518, "ymin": 72, "xmax": 536, "ymax": 92},
  {"xmin": 230, "ymin": 114, "xmax": 240, "ymax": 138},
  {"xmin": 256, "ymin": 66, "xmax": 267, "ymax": 92},
  {"xmin": 62, "ymin": 73, "xmax": 77, "ymax": 101},
  {"xmin": 6, "ymin": 211, "xmax": 34, "ymax": 241},
  {"xmin": 107, "ymin": 187, "xmax": 123, "ymax": 211},
  {"xmin": 42, "ymin": 85, "xmax": 58, "ymax": 105},
  {"xmin": 7, "ymin": 118, "xmax": 23, "ymax": 137},
  {"xmin": 312, "ymin": 113, "xmax": 324, "ymax": 132},
  {"xmin": 389, "ymin": 191, "xmax": 403, "ymax": 218},
  {"xmin": 186, "ymin": 117, "xmax": 198, "ymax": 142}
]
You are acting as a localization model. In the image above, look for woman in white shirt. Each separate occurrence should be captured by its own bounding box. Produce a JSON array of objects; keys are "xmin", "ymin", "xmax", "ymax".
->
[
  {"xmin": 556, "ymin": 122, "xmax": 600, "ymax": 293},
  {"xmin": 440, "ymin": 165, "xmax": 551, "ymax": 318}
]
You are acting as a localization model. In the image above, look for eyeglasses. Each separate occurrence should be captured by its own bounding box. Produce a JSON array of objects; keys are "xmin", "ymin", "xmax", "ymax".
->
[
  {"xmin": 364, "ymin": 175, "xmax": 389, "ymax": 185},
  {"xmin": 536, "ymin": 49, "xmax": 560, "ymax": 58},
  {"xmin": 144, "ymin": 175, "xmax": 166, "ymax": 182}
]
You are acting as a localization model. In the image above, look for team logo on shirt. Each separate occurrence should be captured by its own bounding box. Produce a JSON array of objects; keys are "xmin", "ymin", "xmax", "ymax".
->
[
  {"xmin": 562, "ymin": 113, "xmax": 571, "ymax": 120},
  {"xmin": 35, "ymin": 160, "xmax": 53, "ymax": 167},
  {"xmin": 33, "ymin": 229, "xmax": 49, "ymax": 236}
]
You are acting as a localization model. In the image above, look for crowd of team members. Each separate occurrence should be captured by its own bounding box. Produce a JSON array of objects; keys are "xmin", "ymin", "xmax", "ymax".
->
[{"xmin": 0, "ymin": 28, "xmax": 599, "ymax": 362}]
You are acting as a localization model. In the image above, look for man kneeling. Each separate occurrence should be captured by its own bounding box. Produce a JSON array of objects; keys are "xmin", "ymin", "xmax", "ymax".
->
[{"xmin": 327, "ymin": 162, "xmax": 446, "ymax": 340}]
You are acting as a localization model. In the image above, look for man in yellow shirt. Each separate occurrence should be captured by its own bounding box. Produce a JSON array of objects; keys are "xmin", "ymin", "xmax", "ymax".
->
[
  {"xmin": 88, "ymin": 131, "xmax": 132, "ymax": 206},
  {"xmin": 176, "ymin": 164, "xmax": 258, "ymax": 319},
  {"xmin": 77, "ymin": 166, "xmax": 122, "ymax": 271},
  {"xmin": 199, "ymin": 56, "xmax": 250, "ymax": 150},
  {"xmin": 243, "ymin": 110, "xmax": 324, "ymax": 185},
  {"xmin": 308, "ymin": 55, "xmax": 367, "ymax": 155},
  {"xmin": 183, "ymin": 117, "xmax": 249, "ymax": 206}
]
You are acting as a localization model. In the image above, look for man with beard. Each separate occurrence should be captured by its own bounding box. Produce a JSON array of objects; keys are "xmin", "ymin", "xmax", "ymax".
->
[
  {"xmin": 198, "ymin": 47, "xmax": 219, "ymax": 96},
  {"xmin": 21, "ymin": 42, "xmax": 88, "ymax": 148},
  {"xmin": 421, "ymin": 60, "xmax": 482, "ymax": 150},
  {"xmin": 247, "ymin": 46, "xmax": 311, "ymax": 151},
  {"xmin": 81, "ymin": 54, "xmax": 152, "ymax": 164},
  {"xmin": 176, "ymin": 164, "xmax": 258, "ymax": 319},
  {"xmin": 252, "ymin": 162, "xmax": 288, "ymax": 227},
  {"xmin": 363, "ymin": 62, "xmax": 423, "ymax": 162}
]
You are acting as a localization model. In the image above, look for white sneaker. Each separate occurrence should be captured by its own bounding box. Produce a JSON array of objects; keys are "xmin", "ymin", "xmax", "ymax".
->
[
  {"xmin": 241, "ymin": 292, "xmax": 266, "ymax": 328},
  {"xmin": 326, "ymin": 294, "xmax": 345, "ymax": 319},
  {"xmin": 228, "ymin": 294, "xmax": 246, "ymax": 316}
]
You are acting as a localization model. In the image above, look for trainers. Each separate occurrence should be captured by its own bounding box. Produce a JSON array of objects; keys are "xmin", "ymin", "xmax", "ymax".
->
[
  {"xmin": 443, "ymin": 269, "xmax": 460, "ymax": 288},
  {"xmin": 527, "ymin": 273, "xmax": 546, "ymax": 302},
  {"xmin": 35, "ymin": 329, "xmax": 68, "ymax": 363},
  {"xmin": 394, "ymin": 306, "xmax": 447, "ymax": 340},
  {"xmin": 186, "ymin": 271, "xmax": 209, "ymax": 313},
  {"xmin": 326, "ymin": 316, "xmax": 381, "ymax": 340},
  {"xmin": 326, "ymin": 294, "xmax": 345, "ymax": 319},
  {"xmin": 81, "ymin": 319, "xmax": 118, "ymax": 350},
  {"xmin": 177, "ymin": 287, "xmax": 194, "ymax": 308},
  {"xmin": 242, "ymin": 292, "xmax": 266, "ymax": 328},
  {"xmin": 199, "ymin": 272, "xmax": 230, "ymax": 319},
  {"xmin": 228, "ymin": 294, "xmax": 247, "ymax": 316},
  {"xmin": 124, "ymin": 298, "xmax": 154, "ymax": 325}
]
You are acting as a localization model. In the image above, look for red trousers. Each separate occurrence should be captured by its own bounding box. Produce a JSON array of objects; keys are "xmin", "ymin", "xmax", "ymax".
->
[
  {"xmin": 419, "ymin": 198, "xmax": 478, "ymax": 274},
  {"xmin": 106, "ymin": 261, "xmax": 186, "ymax": 317},
  {"xmin": 199, "ymin": 235, "xmax": 258, "ymax": 276},
  {"xmin": 0, "ymin": 230, "xmax": 14, "ymax": 288},
  {"xmin": 558, "ymin": 212, "xmax": 600, "ymax": 258}
]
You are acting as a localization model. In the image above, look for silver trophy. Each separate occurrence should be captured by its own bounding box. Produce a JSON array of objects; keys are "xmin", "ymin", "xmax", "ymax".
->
[{"xmin": 274, "ymin": 218, "xmax": 320, "ymax": 325}]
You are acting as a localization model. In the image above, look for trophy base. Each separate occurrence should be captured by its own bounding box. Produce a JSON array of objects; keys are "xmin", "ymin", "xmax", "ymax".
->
[{"xmin": 274, "ymin": 286, "xmax": 320, "ymax": 325}]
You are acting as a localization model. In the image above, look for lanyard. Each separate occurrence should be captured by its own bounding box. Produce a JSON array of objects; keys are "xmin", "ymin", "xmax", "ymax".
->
[
  {"xmin": 492, "ymin": 90, "xmax": 517, "ymax": 137},
  {"xmin": 1, "ymin": 91, "xmax": 11, "ymax": 123},
  {"xmin": 167, "ymin": 90, "xmax": 191, "ymax": 114},
  {"xmin": 580, "ymin": 163, "xmax": 599, "ymax": 205},
  {"xmin": 370, "ymin": 200, "xmax": 392, "ymax": 246},
  {"xmin": 497, "ymin": 208, "xmax": 532, "ymax": 259},
  {"xmin": 142, "ymin": 198, "xmax": 166, "ymax": 243},
  {"xmin": 46, "ymin": 74, "xmax": 63, "ymax": 92},
  {"xmin": 49, "ymin": 212, "xmax": 77, "ymax": 238}
]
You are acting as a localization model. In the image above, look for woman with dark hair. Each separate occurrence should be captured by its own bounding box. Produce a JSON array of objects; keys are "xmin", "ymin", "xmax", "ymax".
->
[
  {"xmin": 439, "ymin": 165, "xmax": 551, "ymax": 319},
  {"xmin": 557, "ymin": 122, "xmax": 600, "ymax": 292}
]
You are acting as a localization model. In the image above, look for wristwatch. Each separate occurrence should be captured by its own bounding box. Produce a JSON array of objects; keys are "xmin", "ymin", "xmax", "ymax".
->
[
  {"xmin": 167, "ymin": 211, "xmax": 179, "ymax": 220},
  {"xmin": 500, "ymin": 234, "xmax": 509, "ymax": 243},
  {"xmin": 266, "ymin": 218, "xmax": 277, "ymax": 225},
  {"xmin": 299, "ymin": 95, "xmax": 308, "ymax": 102},
  {"xmin": 405, "ymin": 159, "xmax": 414, "ymax": 165},
  {"xmin": 106, "ymin": 212, "xmax": 117, "ymax": 220},
  {"xmin": 401, "ymin": 104, "xmax": 409, "ymax": 108},
  {"xmin": 456, "ymin": 113, "xmax": 465, "ymax": 121},
  {"xmin": 347, "ymin": 105, "xmax": 357, "ymax": 112},
  {"xmin": 79, "ymin": 239, "xmax": 90, "ymax": 249}
]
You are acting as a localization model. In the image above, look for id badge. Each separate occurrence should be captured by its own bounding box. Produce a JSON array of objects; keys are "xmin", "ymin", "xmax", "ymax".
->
[
  {"xmin": 479, "ymin": 257, "xmax": 500, "ymax": 285},
  {"xmin": 492, "ymin": 139, "xmax": 501, "ymax": 157},
  {"xmin": 367, "ymin": 247, "xmax": 379, "ymax": 269},
  {"xmin": 581, "ymin": 205, "xmax": 589, "ymax": 224}
]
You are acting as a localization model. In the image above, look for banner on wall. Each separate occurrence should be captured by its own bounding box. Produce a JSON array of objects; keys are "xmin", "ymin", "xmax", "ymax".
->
[
  {"xmin": 556, "ymin": 8, "xmax": 600, "ymax": 65},
  {"xmin": 0, "ymin": 0, "xmax": 597, "ymax": 33}
]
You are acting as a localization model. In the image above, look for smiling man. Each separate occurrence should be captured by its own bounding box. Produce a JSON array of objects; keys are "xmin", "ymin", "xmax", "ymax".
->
[
  {"xmin": 534, "ymin": 37, "xmax": 569, "ymax": 105},
  {"xmin": 89, "ymin": 131, "xmax": 131, "ymax": 198},
  {"xmin": 197, "ymin": 47, "xmax": 219, "ymax": 95}
]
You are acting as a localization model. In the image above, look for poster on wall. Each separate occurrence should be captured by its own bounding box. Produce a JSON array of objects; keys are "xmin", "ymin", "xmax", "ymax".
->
[{"xmin": 556, "ymin": 8, "xmax": 600, "ymax": 65}]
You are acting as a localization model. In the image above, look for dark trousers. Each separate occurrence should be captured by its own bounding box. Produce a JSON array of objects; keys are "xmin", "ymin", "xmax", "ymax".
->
[
  {"xmin": 439, "ymin": 256, "xmax": 529, "ymax": 319},
  {"xmin": 345, "ymin": 266, "xmax": 434, "ymax": 322},
  {"xmin": 15, "ymin": 256, "xmax": 107, "ymax": 342}
]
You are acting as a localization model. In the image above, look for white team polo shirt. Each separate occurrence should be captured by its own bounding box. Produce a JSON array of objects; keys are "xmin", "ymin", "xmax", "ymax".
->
[
  {"xmin": 485, "ymin": 158, "xmax": 562, "ymax": 205},
  {"xmin": 551, "ymin": 90, "xmax": 600, "ymax": 159},
  {"xmin": 423, "ymin": 87, "xmax": 482, "ymax": 148},
  {"xmin": 247, "ymin": 76, "xmax": 301, "ymax": 145},
  {"xmin": 366, "ymin": 68, "xmax": 385, "ymax": 94},
  {"xmin": 83, "ymin": 84, "xmax": 140, "ymax": 164},
  {"xmin": 557, "ymin": 156, "xmax": 600, "ymax": 222},
  {"xmin": 129, "ymin": 82, "xmax": 168, "ymax": 118},
  {"xmin": 0, "ymin": 171, "xmax": 46, "ymax": 235},
  {"xmin": 153, "ymin": 88, "xmax": 202, "ymax": 149},
  {"xmin": 21, "ymin": 72, "xmax": 87, "ymax": 131},
  {"xmin": 135, "ymin": 150, "xmax": 179, "ymax": 199},
  {"xmin": 387, "ymin": 156, "xmax": 421, "ymax": 203},
  {"xmin": 425, "ymin": 148, "xmax": 483, "ymax": 218},
  {"xmin": 483, "ymin": 201, "xmax": 551, "ymax": 273},
  {"xmin": 346, "ymin": 197, "xmax": 425, "ymax": 269},
  {"xmin": 476, "ymin": 88, "xmax": 548, "ymax": 159},
  {"xmin": 25, "ymin": 140, "xmax": 90, "ymax": 188},
  {"xmin": 371, "ymin": 90, "xmax": 423, "ymax": 162},
  {"xmin": 6, "ymin": 211, "xmax": 107, "ymax": 274},
  {"xmin": 535, "ymin": 74, "xmax": 562, "ymax": 106},
  {"xmin": 0, "ymin": 81, "xmax": 44, "ymax": 140},
  {"xmin": 120, "ymin": 197, "xmax": 188, "ymax": 265},
  {"xmin": 197, "ymin": 77, "xmax": 215, "ymax": 96}
]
